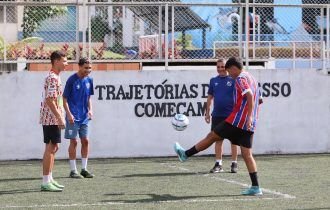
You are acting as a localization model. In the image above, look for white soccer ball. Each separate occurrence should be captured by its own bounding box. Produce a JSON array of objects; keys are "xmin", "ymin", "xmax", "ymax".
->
[{"xmin": 171, "ymin": 113, "xmax": 189, "ymax": 131}]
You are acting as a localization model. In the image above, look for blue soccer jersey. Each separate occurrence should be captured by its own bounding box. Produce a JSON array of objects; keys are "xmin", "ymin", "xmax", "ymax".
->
[
  {"xmin": 207, "ymin": 75, "xmax": 234, "ymax": 118},
  {"xmin": 63, "ymin": 73, "xmax": 94, "ymax": 124}
]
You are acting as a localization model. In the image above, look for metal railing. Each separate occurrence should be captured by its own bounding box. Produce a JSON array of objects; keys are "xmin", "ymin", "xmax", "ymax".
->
[{"xmin": 0, "ymin": 0, "xmax": 329, "ymax": 71}]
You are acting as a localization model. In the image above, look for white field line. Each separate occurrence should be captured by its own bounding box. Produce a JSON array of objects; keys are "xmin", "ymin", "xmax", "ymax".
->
[
  {"xmin": 0, "ymin": 197, "xmax": 284, "ymax": 209},
  {"xmin": 162, "ymin": 162, "xmax": 296, "ymax": 199}
]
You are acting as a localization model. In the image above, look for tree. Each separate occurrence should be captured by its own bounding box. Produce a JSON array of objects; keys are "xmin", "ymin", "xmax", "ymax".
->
[
  {"xmin": 21, "ymin": 3, "xmax": 67, "ymax": 38},
  {"xmin": 90, "ymin": 15, "xmax": 111, "ymax": 42}
]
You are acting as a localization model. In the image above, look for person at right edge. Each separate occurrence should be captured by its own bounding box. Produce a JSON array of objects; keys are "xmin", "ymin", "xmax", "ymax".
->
[{"xmin": 174, "ymin": 57, "xmax": 263, "ymax": 196}]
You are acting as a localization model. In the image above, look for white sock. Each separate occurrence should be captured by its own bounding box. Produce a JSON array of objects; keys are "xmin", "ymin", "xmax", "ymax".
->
[
  {"xmin": 49, "ymin": 171, "xmax": 53, "ymax": 181},
  {"xmin": 82, "ymin": 158, "xmax": 88, "ymax": 170},
  {"xmin": 70, "ymin": 159, "xmax": 77, "ymax": 172},
  {"xmin": 42, "ymin": 175, "xmax": 51, "ymax": 184},
  {"xmin": 216, "ymin": 159, "xmax": 222, "ymax": 165},
  {"xmin": 232, "ymin": 160, "xmax": 237, "ymax": 163}
]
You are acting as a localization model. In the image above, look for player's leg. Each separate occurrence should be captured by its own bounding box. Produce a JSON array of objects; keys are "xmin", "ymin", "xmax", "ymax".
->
[
  {"xmin": 210, "ymin": 141, "xmax": 224, "ymax": 173},
  {"xmin": 230, "ymin": 144, "xmax": 238, "ymax": 173},
  {"xmin": 65, "ymin": 122, "xmax": 83, "ymax": 178},
  {"xmin": 174, "ymin": 131, "xmax": 222, "ymax": 162},
  {"xmin": 210, "ymin": 117, "xmax": 225, "ymax": 173},
  {"xmin": 41, "ymin": 126, "xmax": 62, "ymax": 192},
  {"xmin": 239, "ymin": 133, "xmax": 262, "ymax": 196},
  {"xmin": 79, "ymin": 124, "xmax": 94, "ymax": 178},
  {"xmin": 48, "ymin": 142, "xmax": 64, "ymax": 189}
]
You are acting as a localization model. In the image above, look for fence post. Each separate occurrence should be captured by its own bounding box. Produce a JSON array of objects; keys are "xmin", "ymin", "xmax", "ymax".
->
[
  {"xmin": 293, "ymin": 42, "xmax": 296, "ymax": 70},
  {"xmin": 82, "ymin": 0, "xmax": 87, "ymax": 57},
  {"xmin": 75, "ymin": 5, "xmax": 80, "ymax": 62},
  {"xmin": 158, "ymin": 5, "xmax": 162, "ymax": 60},
  {"xmin": 245, "ymin": 0, "xmax": 249, "ymax": 70},
  {"xmin": 3, "ymin": 5, "xmax": 7, "ymax": 63},
  {"xmin": 171, "ymin": 5, "xmax": 175, "ymax": 62},
  {"xmin": 165, "ymin": 3, "xmax": 169, "ymax": 70}
]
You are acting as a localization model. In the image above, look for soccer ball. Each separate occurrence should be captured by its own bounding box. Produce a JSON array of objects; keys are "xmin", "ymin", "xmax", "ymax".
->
[{"xmin": 171, "ymin": 113, "xmax": 189, "ymax": 131}]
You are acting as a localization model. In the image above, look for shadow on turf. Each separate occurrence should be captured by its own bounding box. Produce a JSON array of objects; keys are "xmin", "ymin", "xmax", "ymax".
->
[
  {"xmin": 101, "ymin": 193, "xmax": 238, "ymax": 203},
  {"xmin": 0, "ymin": 188, "xmax": 40, "ymax": 195},
  {"xmin": 0, "ymin": 177, "xmax": 40, "ymax": 182},
  {"xmin": 111, "ymin": 172, "xmax": 207, "ymax": 178}
]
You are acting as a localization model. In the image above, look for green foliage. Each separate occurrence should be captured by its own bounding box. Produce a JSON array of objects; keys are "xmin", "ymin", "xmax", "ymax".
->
[
  {"xmin": 0, "ymin": 36, "xmax": 4, "ymax": 57},
  {"xmin": 176, "ymin": 33, "xmax": 194, "ymax": 49},
  {"xmin": 90, "ymin": 16, "xmax": 111, "ymax": 42},
  {"xmin": 21, "ymin": 4, "xmax": 67, "ymax": 38}
]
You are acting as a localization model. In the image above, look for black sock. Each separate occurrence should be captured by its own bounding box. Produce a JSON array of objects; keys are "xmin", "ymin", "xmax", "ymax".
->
[
  {"xmin": 185, "ymin": 146, "xmax": 199, "ymax": 157},
  {"xmin": 249, "ymin": 172, "xmax": 259, "ymax": 187}
]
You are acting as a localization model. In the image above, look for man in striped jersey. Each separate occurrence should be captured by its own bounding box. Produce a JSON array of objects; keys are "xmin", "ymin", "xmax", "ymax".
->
[{"xmin": 174, "ymin": 57, "xmax": 262, "ymax": 196}]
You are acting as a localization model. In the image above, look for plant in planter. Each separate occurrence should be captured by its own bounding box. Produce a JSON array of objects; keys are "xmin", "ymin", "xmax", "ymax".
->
[{"xmin": 92, "ymin": 43, "xmax": 106, "ymax": 60}]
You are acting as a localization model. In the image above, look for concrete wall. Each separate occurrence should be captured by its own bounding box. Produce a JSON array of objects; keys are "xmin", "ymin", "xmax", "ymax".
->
[{"xmin": 0, "ymin": 69, "xmax": 329, "ymax": 160}]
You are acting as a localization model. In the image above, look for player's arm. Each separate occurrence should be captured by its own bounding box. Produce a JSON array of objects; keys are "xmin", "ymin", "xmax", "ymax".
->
[
  {"xmin": 88, "ymin": 97, "xmax": 93, "ymax": 120},
  {"xmin": 244, "ymin": 90, "xmax": 254, "ymax": 131},
  {"xmin": 205, "ymin": 95, "xmax": 213, "ymax": 124},
  {"xmin": 46, "ymin": 97, "xmax": 65, "ymax": 129},
  {"xmin": 258, "ymin": 88, "xmax": 263, "ymax": 104},
  {"xmin": 63, "ymin": 97, "xmax": 74, "ymax": 124}
]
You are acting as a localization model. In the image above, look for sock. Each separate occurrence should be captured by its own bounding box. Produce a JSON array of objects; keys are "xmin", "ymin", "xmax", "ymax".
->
[
  {"xmin": 185, "ymin": 146, "xmax": 198, "ymax": 157},
  {"xmin": 70, "ymin": 159, "xmax": 77, "ymax": 172},
  {"xmin": 232, "ymin": 160, "xmax": 237, "ymax": 164},
  {"xmin": 216, "ymin": 159, "xmax": 222, "ymax": 165},
  {"xmin": 49, "ymin": 171, "xmax": 53, "ymax": 181},
  {"xmin": 249, "ymin": 172, "xmax": 259, "ymax": 187},
  {"xmin": 42, "ymin": 175, "xmax": 51, "ymax": 184},
  {"xmin": 82, "ymin": 158, "xmax": 88, "ymax": 170}
]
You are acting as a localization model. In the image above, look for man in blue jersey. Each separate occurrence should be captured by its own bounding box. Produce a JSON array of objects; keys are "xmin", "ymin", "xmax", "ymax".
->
[
  {"xmin": 63, "ymin": 57, "xmax": 95, "ymax": 179},
  {"xmin": 205, "ymin": 59, "xmax": 238, "ymax": 173}
]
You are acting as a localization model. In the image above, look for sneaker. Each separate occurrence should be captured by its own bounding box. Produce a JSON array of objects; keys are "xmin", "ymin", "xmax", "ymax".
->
[
  {"xmin": 241, "ymin": 186, "xmax": 263, "ymax": 196},
  {"xmin": 51, "ymin": 180, "xmax": 64, "ymax": 189},
  {"xmin": 80, "ymin": 169, "xmax": 94, "ymax": 178},
  {"xmin": 70, "ymin": 170, "xmax": 84, "ymax": 179},
  {"xmin": 209, "ymin": 164, "xmax": 224, "ymax": 173},
  {"xmin": 173, "ymin": 142, "xmax": 188, "ymax": 162},
  {"xmin": 41, "ymin": 182, "xmax": 63, "ymax": 192},
  {"xmin": 231, "ymin": 162, "xmax": 238, "ymax": 173}
]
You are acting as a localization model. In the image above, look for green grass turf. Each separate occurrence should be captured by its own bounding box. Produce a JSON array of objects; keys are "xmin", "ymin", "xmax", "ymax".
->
[{"xmin": 0, "ymin": 154, "xmax": 329, "ymax": 209}]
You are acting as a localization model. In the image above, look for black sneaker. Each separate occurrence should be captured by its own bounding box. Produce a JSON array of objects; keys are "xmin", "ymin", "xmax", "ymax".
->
[
  {"xmin": 209, "ymin": 164, "xmax": 224, "ymax": 173},
  {"xmin": 231, "ymin": 162, "xmax": 238, "ymax": 173},
  {"xmin": 70, "ymin": 170, "xmax": 84, "ymax": 179},
  {"xmin": 80, "ymin": 169, "xmax": 94, "ymax": 178}
]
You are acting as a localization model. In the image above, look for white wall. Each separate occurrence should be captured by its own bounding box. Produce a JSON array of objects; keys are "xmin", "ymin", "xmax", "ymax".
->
[{"xmin": 0, "ymin": 69, "xmax": 329, "ymax": 160}]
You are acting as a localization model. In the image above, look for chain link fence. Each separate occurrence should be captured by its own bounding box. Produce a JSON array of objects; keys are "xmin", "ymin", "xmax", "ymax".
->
[{"xmin": 0, "ymin": 0, "xmax": 330, "ymax": 70}]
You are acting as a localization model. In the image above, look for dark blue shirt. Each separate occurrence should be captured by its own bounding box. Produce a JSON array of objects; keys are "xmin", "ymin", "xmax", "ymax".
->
[
  {"xmin": 207, "ymin": 75, "xmax": 234, "ymax": 118},
  {"xmin": 63, "ymin": 73, "xmax": 94, "ymax": 124}
]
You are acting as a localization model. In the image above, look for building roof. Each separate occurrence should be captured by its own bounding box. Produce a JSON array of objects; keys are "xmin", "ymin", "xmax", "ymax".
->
[{"xmin": 128, "ymin": 4, "xmax": 210, "ymax": 32}]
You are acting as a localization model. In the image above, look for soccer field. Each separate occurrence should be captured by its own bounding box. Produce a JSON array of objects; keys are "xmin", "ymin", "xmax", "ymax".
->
[{"xmin": 0, "ymin": 154, "xmax": 329, "ymax": 209}]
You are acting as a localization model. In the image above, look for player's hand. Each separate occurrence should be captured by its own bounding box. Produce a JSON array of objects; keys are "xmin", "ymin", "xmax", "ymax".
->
[
  {"xmin": 205, "ymin": 114, "xmax": 210, "ymax": 124},
  {"xmin": 88, "ymin": 110, "xmax": 93, "ymax": 120},
  {"xmin": 246, "ymin": 116, "xmax": 253, "ymax": 131},
  {"xmin": 58, "ymin": 116, "xmax": 66, "ymax": 129},
  {"xmin": 67, "ymin": 114, "xmax": 75, "ymax": 124}
]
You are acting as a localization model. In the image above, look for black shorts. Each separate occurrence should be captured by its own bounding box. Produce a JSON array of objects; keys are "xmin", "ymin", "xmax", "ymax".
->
[
  {"xmin": 211, "ymin": 116, "xmax": 227, "ymax": 131},
  {"xmin": 213, "ymin": 121, "xmax": 254, "ymax": 148},
  {"xmin": 43, "ymin": 125, "xmax": 61, "ymax": 144}
]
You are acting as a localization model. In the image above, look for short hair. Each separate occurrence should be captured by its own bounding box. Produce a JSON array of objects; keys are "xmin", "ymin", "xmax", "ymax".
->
[
  {"xmin": 78, "ymin": 57, "xmax": 91, "ymax": 66},
  {"xmin": 216, "ymin": 58, "xmax": 225, "ymax": 63},
  {"xmin": 50, "ymin": 50, "xmax": 66, "ymax": 65},
  {"xmin": 225, "ymin": 57, "xmax": 243, "ymax": 70}
]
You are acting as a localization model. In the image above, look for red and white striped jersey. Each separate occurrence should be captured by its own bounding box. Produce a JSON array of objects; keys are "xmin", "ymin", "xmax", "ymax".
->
[{"xmin": 225, "ymin": 71, "xmax": 260, "ymax": 132}]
